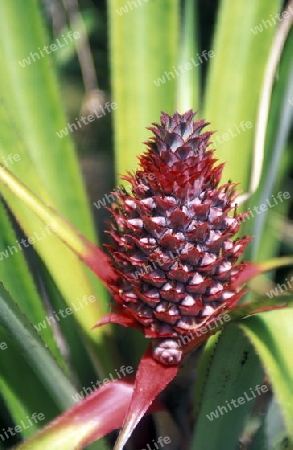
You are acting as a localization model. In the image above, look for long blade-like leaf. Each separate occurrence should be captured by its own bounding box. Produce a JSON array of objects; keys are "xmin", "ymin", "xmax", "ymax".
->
[
  {"xmin": 240, "ymin": 310, "xmax": 293, "ymax": 444},
  {"xmin": 0, "ymin": 284, "xmax": 76, "ymax": 410},
  {"xmin": 204, "ymin": 0, "xmax": 280, "ymax": 189},
  {"xmin": 108, "ymin": 0, "xmax": 179, "ymax": 176}
]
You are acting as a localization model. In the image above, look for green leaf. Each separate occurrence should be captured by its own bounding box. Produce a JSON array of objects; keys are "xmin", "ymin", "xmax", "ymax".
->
[
  {"xmin": 0, "ymin": 329, "xmax": 61, "ymax": 440},
  {"xmin": 0, "ymin": 283, "xmax": 77, "ymax": 411},
  {"xmin": 176, "ymin": 0, "xmax": 199, "ymax": 111},
  {"xmin": 0, "ymin": 0, "xmax": 117, "ymax": 372},
  {"xmin": 240, "ymin": 310, "xmax": 293, "ymax": 444},
  {"xmin": 191, "ymin": 325, "xmax": 264, "ymax": 449},
  {"xmin": 0, "ymin": 2, "xmax": 92, "ymax": 236},
  {"xmin": 204, "ymin": 0, "xmax": 280, "ymax": 189},
  {"xmin": 250, "ymin": 396, "xmax": 288, "ymax": 450},
  {"xmin": 35, "ymin": 260, "xmax": 103, "ymax": 388},
  {"xmin": 0, "ymin": 200, "xmax": 64, "ymax": 368},
  {"xmin": 108, "ymin": 0, "xmax": 180, "ymax": 177},
  {"xmin": 244, "ymin": 29, "xmax": 293, "ymax": 260}
]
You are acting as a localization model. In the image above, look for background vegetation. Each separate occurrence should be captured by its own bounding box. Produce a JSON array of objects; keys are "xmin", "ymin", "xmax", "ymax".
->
[{"xmin": 0, "ymin": 0, "xmax": 292, "ymax": 449}]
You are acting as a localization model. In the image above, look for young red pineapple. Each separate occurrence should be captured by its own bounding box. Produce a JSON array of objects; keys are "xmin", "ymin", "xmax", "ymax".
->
[{"xmin": 106, "ymin": 110, "xmax": 251, "ymax": 365}]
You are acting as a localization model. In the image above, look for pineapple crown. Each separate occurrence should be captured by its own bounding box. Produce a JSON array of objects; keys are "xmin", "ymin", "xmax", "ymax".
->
[{"xmin": 105, "ymin": 110, "xmax": 251, "ymax": 365}]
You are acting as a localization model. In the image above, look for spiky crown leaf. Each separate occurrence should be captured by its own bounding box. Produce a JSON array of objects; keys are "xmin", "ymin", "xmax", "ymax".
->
[{"xmin": 106, "ymin": 110, "xmax": 251, "ymax": 365}]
